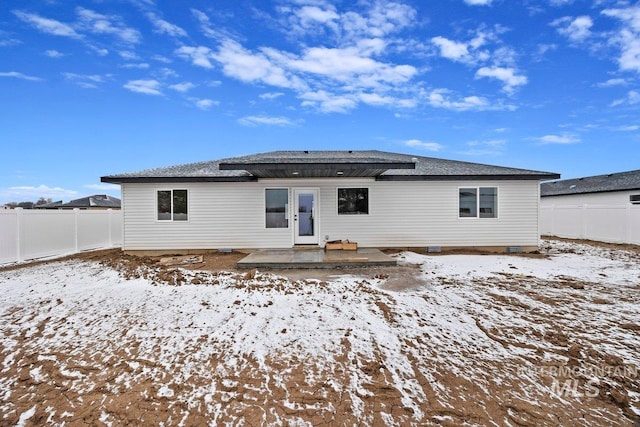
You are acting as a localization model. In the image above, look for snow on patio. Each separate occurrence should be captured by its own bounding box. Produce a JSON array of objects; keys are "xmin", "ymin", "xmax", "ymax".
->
[{"xmin": 0, "ymin": 240, "xmax": 638, "ymax": 426}]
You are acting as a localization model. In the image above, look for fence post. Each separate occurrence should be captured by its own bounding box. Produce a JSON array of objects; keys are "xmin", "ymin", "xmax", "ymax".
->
[
  {"xmin": 15, "ymin": 208, "xmax": 23, "ymax": 262},
  {"xmin": 626, "ymin": 205, "xmax": 632, "ymax": 244},
  {"xmin": 74, "ymin": 208, "xmax": 79, "ymax": 254},
  {"xmin": 581, "ymin": 204, "xmax": 587, "ymax": 239},
  {"xmin": 107, "ymin": 209, "xmax": 113, "ymax": 247}
]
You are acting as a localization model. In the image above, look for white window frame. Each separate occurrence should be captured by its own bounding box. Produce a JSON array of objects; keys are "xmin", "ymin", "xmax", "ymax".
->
[
  {"xmin": 156, "ymin": 189, "xmax": 189, "ymax": 222},
  {"xmin": 458, "ymin": 186, "xmax": 498, "ymax": 219},
  {"xmin": 337, "ymin": 187, "xmax": 370, "ymax": 215}
]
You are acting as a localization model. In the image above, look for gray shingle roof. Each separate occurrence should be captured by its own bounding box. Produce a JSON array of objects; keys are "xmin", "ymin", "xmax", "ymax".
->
[
  {"xmin": 37, "ymin": 195, "xmax": 121, "ymax": 209},
  {"xmin": 541, "ymin": 170, "xmax": 640, "ymax": 196},
  {"xmin": 102, "ymin": 150, "xmax": 559, "ymax": 183}
]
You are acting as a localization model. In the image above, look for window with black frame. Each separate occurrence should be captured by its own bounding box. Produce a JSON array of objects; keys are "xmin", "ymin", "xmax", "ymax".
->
[{"xmin": 338, "ymin": 188, "xmax": 368, "ymax": 215}]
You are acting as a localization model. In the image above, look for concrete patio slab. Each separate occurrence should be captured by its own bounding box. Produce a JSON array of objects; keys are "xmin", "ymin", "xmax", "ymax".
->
[{"xmin": 237, "ymin": 248, "xmax": 396, "ymax": 269}]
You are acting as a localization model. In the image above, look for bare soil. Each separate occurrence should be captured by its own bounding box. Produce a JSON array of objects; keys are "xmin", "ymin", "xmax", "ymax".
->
[{"xmin": 1, "ymin": 240, "xmax": 639, "ymax": 426}]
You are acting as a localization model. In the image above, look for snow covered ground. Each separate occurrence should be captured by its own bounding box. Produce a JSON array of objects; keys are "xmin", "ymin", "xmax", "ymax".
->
[{"xmin": 0, "ymin": 239, "xmax": 638, "ymax": 426}]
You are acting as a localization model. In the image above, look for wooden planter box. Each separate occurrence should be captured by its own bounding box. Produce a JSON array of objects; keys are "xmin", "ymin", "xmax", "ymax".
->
[
  {"xmin": 342, "ymin": 241, "xmax": 358, "ymax": 251},
  {"xmin": 325, "ymin": 240, "xmax": 358, "ymax": 251},
  {"xmin": 325, "ymin": 241, "xmax": 343, "ymax": 251}
]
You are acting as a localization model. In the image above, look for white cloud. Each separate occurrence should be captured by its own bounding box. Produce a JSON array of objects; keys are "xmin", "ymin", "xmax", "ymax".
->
[
  {"xmin": 1, "ymin": 185, "xmax": 78, "ymax": 202},
  {"xmin": 119, "ymin": 50, "xmax": 138, "ymax": 60},
  {"xmin": 615, "ymin": 31, "xmax": 640, "ymax": 72},
  {"xmin": 259, "ymin": 92, "xmax": 284, "ymax": 100},
  {"xmin": 121, "ymin": 63, "xmax": 149, "ymax": 69},
  {"xmin": 169, "ymin": 82, "xmax": 196, "ymax": 93},
  {"xmin": 475, "ymin": 66, "xmax": 528, "ymax": 93},
  {"xmin": 552, "ymin": 16, "xmax": 593, "ymax": 42},
  {"xmin": 427, "ymin": 89, "xmax": 490, "ymax": 111},
  {"xmin": 285, "ymin": 45, "xmax": 417, "ymax": 87},
  {"xmin": 300, "ymin": 90, "xmax": 358, "ymax": 113},
  {"xmin": 191, "ymin": 8, "xmax": 222, "ymax": 39},
  {"xmin": 463, "ymin": 139, "xmax": 506, "ymax": 155},
  {"xmin": 467, "ymin": 139, "xmax": 506, "ymax": 147},
  {"xmin": 0, "ymin": 30, "xmax": 21, "ymax": 47},
  {"xmin": 90, "ymin": 46, "xmax": 109, "ymax": 56},
  {"xmin": 76, "ymin": 7, "xmax": 141, "ymax": 44},
  {"xmin": 175, "ymin": 46, "xmax": 215, "ymax": 69},
  {"xmin": 193, "ymin": 98, "xmax": 218, "ymax": 110},
  {"xmin": 402, "ymin": 139, "xmax": 443, "ymax": 152},
  {"xmin": 290, "ymin": 1, "xmax": 417, "ymax": 41},
  {"xmin": 296, "ymin": 5, "xmax": 340, "ymax": 26},
  {"xmin": 602, "ymin": 5, "xmax": 640, "ymax": 33},
  {"xmin": 430, "ymin": 28, "xmax": 504, "ymax": 65},
  {"xmin": 152, "ymin": 55, "xmax": 172, "ymax": 64},
  {"xmin": 614, "ymin": 125, "xmax": 639, "ymax": 131},
  {"xmin": 13, "ymin": 11, "xmax": 80, "ymax": 38},
  {"xmin": 213, "ymin": 40, "xmax": 304, "ymax": 89},
  {"xmin": 596, "ymin": 78, "xmax": 626, "ymax": 87},
  {"xmin": 536, "ymin": 133, "xmax": 581, "ymax": 144},
  {"xmin": 431, "ymin": 36, "xmax": 470, "ymax": 62},
  {"xmin": 0, "ymin": 71, "xmax": 42, "ymax": 81},
  {"xmin": 147, "ymin": 13, "xmax": 187, "ymax": 38},
  {"xmin": 602, "ymin": 5, "xmax": 640, "ymax": 73},
  {"xmin": 611, "ymin": 90, "xmax": 640, "ymax": 106},
  {"xmin": 464, "ymin": 0, "xmax": 492, "ymax": 5},
  {"xmin": 123, "ymin": 79, "xmax": 163, "ymax": 96},
  {"xmin": 45, "ymin": 49, "xmax": 64, "ymax": 58},
  {"xmin": 63, "ymin": 72, "xmax": 109, "ymax": 88},
  {"xmin": 237, "ymin": 115, "xmax": 297, "ymax": 126}
]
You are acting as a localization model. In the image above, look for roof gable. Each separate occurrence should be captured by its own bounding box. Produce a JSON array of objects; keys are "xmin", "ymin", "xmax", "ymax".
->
[
  {"xmin": 101, "ymin": 150, "xmax": 560, "ymax": 183},
  {"xmin": 541, "ymin": 170, "xmax": 640, "ymax": 196}
]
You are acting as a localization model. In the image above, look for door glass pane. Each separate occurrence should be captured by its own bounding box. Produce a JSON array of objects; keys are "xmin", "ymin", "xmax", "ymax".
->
[{"xmin": 298, "ymin": 193, "xmax": 314, "ymax": 236}]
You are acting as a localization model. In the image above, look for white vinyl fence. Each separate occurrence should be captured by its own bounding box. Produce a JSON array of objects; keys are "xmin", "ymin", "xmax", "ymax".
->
[
  {"xmin": 0, "ymin": 208, "xmax": 122, "ymax": 265},
  {"xmin": 540, "ymin": 204, "xmax": 640, "ymax": 245}
]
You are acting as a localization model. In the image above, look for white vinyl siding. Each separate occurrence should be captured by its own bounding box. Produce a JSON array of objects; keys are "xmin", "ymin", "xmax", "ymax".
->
[{"xmin": 121, "ymin": 179, "xmax": 541, "ymax": 250}]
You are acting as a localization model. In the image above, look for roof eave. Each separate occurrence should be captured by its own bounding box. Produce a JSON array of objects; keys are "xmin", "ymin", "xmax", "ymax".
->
[
  {"xmin": 378, "ymin": 173, "xmax": 561, "ymax": 181},
  {"xmin": 100, "ymin": 176, "xmax": 258, "ymax": 184}
]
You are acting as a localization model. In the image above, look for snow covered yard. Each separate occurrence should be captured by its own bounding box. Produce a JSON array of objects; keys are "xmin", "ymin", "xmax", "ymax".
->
[{"xmin": 0, "ymin": 240, "xmax": 639, "ymax": 426}]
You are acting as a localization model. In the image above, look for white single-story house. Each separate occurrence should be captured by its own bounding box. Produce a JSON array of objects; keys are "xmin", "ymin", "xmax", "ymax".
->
[
  {"xmin": 541, "ymin": 170, "xmax": 640, "ymax": 206},
  {"xmin": 540, "ymin": 169, "xmax": 640, "ymax": 245},
  {"xmin": 101, "ymin": 150, "xmax": 560, "ymax": 253}
]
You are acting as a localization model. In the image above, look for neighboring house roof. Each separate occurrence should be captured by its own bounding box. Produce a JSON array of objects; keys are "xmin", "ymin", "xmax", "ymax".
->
[
  {"xmin": 101, "ymin": 150, "xmax": 560, "ymax": 183},
  {"xmin": 37, "ymin": 194, "xmax": 121, "ymax": 209},
  {"xmin": 37, "ymin": 200, "xmax": 64, "ymax": 208},
  {"xmin": 541, "ymin": 170, "xmax": 640, "ymax": 197}
]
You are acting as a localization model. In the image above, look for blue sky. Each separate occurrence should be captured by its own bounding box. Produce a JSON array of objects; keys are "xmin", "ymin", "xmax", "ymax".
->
[{"xmin": 1, "ymin": 0, "xmax": 639, "ymax": 204}]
